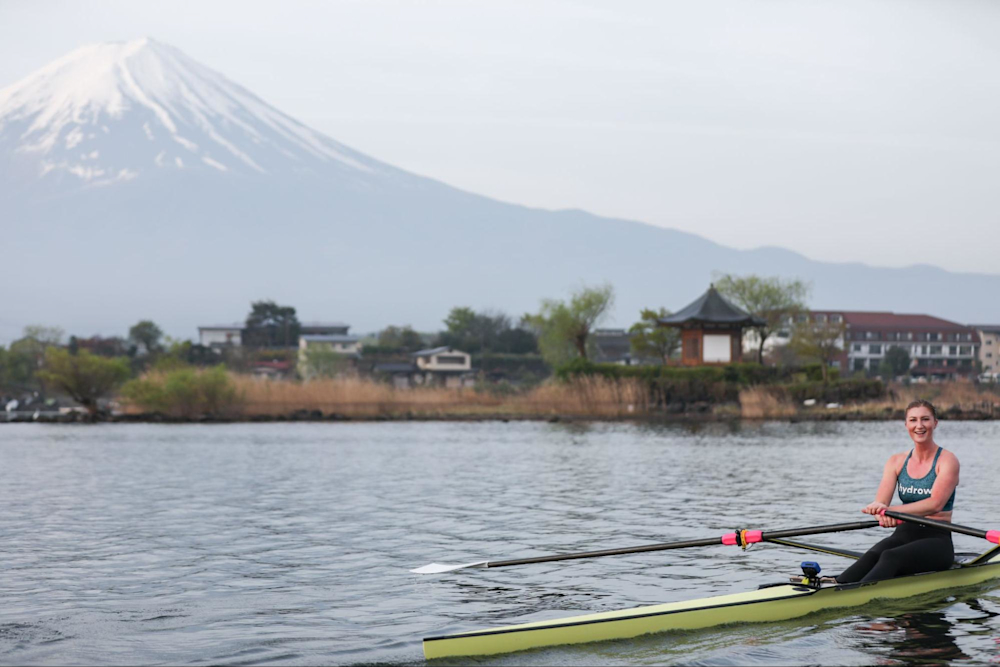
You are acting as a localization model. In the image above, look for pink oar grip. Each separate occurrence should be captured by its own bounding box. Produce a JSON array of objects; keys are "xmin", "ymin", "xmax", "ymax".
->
[
  {"xmin": 987, "ymin": 530, "xmax": 1000, "ymax": 544},
  {"xmin": 744, "ymin": 530, "xmax": 763, "ymax": 544},
  {"xmin": 722, "ymin": 533, "xmax": 737, "ymax": 546}
]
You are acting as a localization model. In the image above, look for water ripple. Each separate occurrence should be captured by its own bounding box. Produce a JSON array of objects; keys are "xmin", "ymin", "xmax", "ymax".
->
[{"xmin": 0, "ymin": 421, "xmax": 998, "ymax": 665}]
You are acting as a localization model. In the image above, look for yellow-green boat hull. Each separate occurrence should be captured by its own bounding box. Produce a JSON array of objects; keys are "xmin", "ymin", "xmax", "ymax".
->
[{"xmin": 424, "ymin": 554, "xmax": 1000, "ymax": 660}]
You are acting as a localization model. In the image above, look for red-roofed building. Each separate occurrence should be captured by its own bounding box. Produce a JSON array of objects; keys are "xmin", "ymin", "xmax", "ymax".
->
[{"xmin": 808, "ymin": 311, "xmax": 978, "ymax": 378}]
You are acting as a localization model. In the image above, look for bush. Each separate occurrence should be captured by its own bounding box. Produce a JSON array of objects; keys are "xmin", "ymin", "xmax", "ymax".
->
[
  {"xmin": 37, "ymin": 348, "xmax": 131, "ymax": 413},
  {"xmin": 554, "ymin": 360, "xmax": 863, "ymax": 408},
  {"xmin": 121, "ymin": 366, "xmax": 243, "ymax": 418},
  {"xmin": 786, "ymin": 379, "xmax": 884, "ymax": 403},
  {"xmin": 802, "ymin": 363, "xmax": 840, "ymax": 382},
  {"xmin": 554, "ymin": 360, "xmax": 733, "ymax": 404},
  {"xmin": 474, "ymin": 353, "xmax": 550, "ymax": 379},
  {"xmin": 721, "ymin": 363, "xmax": 783, "ymax": 385}
]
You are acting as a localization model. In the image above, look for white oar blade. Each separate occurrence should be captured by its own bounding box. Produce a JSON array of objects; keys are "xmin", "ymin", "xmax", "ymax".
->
[{"xmin": 411, "ymin": 561, "xmax": 489, "ymax": 574}]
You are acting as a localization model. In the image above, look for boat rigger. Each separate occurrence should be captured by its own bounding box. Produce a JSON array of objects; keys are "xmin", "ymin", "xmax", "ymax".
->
[{"xmin": 415, "ymin": 512, "xmax": 1000, "ymax": 660}]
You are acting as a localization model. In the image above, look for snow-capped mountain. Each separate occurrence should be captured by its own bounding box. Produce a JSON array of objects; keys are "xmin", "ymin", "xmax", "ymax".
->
[
  {"xmin": 2, "ymin": 39, "xmax": 999, "ymax": 343},
  {"xmin": 0, "ymin": 38, "xmax": 397, "ymax": 192}
]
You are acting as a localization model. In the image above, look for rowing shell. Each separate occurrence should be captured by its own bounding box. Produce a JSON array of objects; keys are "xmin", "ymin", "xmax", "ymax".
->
[{"xmin": 423, "ymin": 546, "xmax": 1000, "ymax": 660}]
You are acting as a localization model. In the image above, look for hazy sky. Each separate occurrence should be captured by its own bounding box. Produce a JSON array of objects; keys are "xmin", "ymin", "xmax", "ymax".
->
[{"xmin": 3, "ymin": 0, "xmax": 999, "ymax": 273}]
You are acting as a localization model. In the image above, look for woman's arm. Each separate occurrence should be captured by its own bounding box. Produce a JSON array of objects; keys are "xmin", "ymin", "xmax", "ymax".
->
[
  {"xmin": 885, "ymin": 451, "xmax": 959, "ymax": 518},
  {"xmin": 862, "ymin": 454, "xmax": 902, "ymax": 525}
]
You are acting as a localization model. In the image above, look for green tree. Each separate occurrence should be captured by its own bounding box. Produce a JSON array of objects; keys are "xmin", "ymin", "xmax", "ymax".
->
[
  {"xmin": 441, "ymin": 307, "xmax": 479, "ymax": 349},
  {"xmin": 437, "ymin": 307, "xmax": 538, "ymax": 353},
  {"xmin": 156, "ymin": 338, "xmax": 217, "ymax": 367},
  {"xmin": 36, "ymin": 348, "xmax": 131, "ymax": 413},
  {"xmin": 129, "ymin": 320, "xmax": 164, "ymax": 355},
  {"xmin": 628, "ymin": 308, "xmax": 680, "ymax": 364},
  {"xmin": 0, "ymin": 346, "xmax": 8, "ymax": 389},
  {"xmin": 4, "ymin": 340, "xmax": 40, "ymax": 388},
  {"xmin": 881, "ymin": 346, "xmax": 912, "ymax": 378},
  {"xmin": 121, "ymin": 366, "xmax": 242, "ymax": 418},
  {"xmin": 245, "ymin": 300, "xmax": 300, "ymax": 347},
  {"xmin": 524, "ymin": 284, "xmax": 615, "ymax": 365},
  {"xmin": 72, "ymin": 335, "xmax": 131, "ymax": 357},
  {"xmin": 496, "ymin": 327, "xmax": 538, "ymax": 354},
  {"xmin": 790, "ymin": 321, "xmax": 845, "ymax": 382},
  {"xmin": 22, "ymin": 325, "xmax": 64, "ymax": 346},
  {"xmin": 377, "ymin": 325, "xmax": 425, "ymax": 352},
  {"xmin": 714, "ymin": 274, "xmax": 810, "ymax": 364},
  {"xmin": 3, "ymin": 326, "xmax": 65, "ymax": 389},
  {"xmin": 300, "ymin": 346, "xmax": 349, "ymax": 380}
]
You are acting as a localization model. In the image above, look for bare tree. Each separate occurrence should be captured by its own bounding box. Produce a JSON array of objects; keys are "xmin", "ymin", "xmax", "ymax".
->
[{"xmin": 715, "ymin": 274, "xmax": 809, "ymax": 363}]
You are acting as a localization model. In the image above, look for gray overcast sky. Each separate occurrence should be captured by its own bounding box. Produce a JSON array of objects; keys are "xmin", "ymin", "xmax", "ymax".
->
[{"xmin": 3, "ymin": 0, "xmax": 999, "ymax": 273}]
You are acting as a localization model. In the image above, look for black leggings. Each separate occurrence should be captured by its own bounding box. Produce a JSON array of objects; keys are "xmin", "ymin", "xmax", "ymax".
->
[{"xmin": 837, "ymin": 522, "xmax": 954, "ymax": 584}]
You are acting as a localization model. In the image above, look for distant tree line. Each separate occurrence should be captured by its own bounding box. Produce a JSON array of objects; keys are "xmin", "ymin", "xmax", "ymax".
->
[{"xmin": 3, "ymin": 273, "xmax": 912, "ymax": 415}]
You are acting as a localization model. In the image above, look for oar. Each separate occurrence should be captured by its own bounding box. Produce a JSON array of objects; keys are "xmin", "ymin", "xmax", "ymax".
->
[
  {"xmin": 884, "ymin": 510, "xmax": 1000, "ymax": 543},
  {"xmin": 411, "ymin": 520, "xmax": 879, "ymax": 574}
]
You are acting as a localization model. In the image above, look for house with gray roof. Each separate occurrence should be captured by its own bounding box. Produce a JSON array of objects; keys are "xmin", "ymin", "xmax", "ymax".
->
[{"xmin": 372, "ymin": 347, "xmax": 475, "ymax": 388}]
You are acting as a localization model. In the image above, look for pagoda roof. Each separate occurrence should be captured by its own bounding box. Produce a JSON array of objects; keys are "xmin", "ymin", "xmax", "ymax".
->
[{"xmin": 659, "ymin": 285, "xmax": 765, "ymax": 327}]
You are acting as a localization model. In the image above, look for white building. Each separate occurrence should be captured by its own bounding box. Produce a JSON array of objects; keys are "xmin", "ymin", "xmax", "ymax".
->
[
  {"xmin": 971, "ymin": 325, "xmax": 1000, "ymax": 376},
  {"xmin": 373, "ymin": 347, "xmax": 475, "ymax": 388},
  {"xmin": 298, "ymin": 334, "xmax": 362, "ymax": 357},
  {"xmin": 198, "ymin": 324, "xmax": 243, "ymax": 348},
  {"xmin": 413, "ymin": 346, "xmax": 471, "ymax": 373},
  {"xmin": 748, "ymin": 311, "xmax": 979, "ymax": 379}
]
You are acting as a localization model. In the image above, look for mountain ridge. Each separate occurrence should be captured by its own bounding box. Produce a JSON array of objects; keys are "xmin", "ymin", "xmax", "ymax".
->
[{"xmin": 2, "ymin": 39, "xmax": 999, "ymax": 342}]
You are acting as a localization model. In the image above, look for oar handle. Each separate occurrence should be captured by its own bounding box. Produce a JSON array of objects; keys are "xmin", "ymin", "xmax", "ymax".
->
[{"xmin": 884, "ymin": 510, "xmax": 1000, "ymax": 543}]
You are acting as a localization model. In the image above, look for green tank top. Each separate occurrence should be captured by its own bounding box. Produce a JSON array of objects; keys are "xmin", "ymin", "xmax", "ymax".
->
[{"xmin": 897, "ymin": 447, "xmax": 955, "ymax": 511}]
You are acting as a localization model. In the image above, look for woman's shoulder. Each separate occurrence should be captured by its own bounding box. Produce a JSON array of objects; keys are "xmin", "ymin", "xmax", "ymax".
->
[
  {"xmin": 938, "ymin": 446, "xmax": 960, "ymax": 467},
  {"xmin": 886, "ymin": 451, "xmax": 908, "ymax": 471}
]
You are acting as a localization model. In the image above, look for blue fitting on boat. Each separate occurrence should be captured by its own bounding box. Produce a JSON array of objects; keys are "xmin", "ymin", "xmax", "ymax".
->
[{"xmin": 800, "ymin": 561, "xmax": 821, "ymax": 577}]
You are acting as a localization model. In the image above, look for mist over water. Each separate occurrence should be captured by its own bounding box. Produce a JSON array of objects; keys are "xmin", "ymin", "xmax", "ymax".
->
[{"xmin": 1, "ymin": 421, "xmax": 998, "ymax": 665}]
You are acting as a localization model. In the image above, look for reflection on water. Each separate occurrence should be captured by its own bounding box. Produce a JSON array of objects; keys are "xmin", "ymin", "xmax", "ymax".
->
[
  {"xmin": 0, "ymin": 420, "xmax": 998, "ymax": 665},
  {"xmin": 853, "ymin": 591, "xmax": 1000, "ymax": 666},
  {"xmin": 858, "ymin": 611, "xmax": 969, "ymax": 664}
]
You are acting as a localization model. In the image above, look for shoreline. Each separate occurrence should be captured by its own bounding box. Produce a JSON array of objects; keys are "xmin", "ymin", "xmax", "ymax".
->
[{"xmin": 4, "ymin": 406, "xmax": 997, "ymax": 425}]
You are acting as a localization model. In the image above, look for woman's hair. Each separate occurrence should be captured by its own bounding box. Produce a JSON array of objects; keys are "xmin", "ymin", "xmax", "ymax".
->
[{"xmin": 905, "ymin": 399, "xmax": 937, "ymax": 419}]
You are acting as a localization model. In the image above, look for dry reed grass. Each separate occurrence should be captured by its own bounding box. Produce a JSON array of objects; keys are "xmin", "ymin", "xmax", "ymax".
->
[
  {"xmin": 234, "ymin": 375, "xmax": 502, "ymax": 417},
  {"xmin": 511, "ymin": 376, "xmax": 649, "ymax": 417},
  {"xmin": 738, "ymin": 387, "xmax": 797, "ymax": 419},
  {"xmin": 856, "ymin": 381, "xmax": 1000, "ymax": 416},
  {"xmin": 234, "ymin": 375, "xmax": 650, "ymax": 418},
  {"xmin": 121, "ymin": 368, "xmax": 1000, "ymax": 421}
]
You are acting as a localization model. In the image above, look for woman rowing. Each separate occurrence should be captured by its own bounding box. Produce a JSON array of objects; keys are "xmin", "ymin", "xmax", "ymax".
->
[{"xmin": 836, "ymin": 399, "xmax": 959, "ymax": 583}]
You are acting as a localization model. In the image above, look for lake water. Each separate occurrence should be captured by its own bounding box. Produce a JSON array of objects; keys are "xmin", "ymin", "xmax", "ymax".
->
[{"xmin": 1, "ymin": 421, "xmax": 998, "ymax": 666}]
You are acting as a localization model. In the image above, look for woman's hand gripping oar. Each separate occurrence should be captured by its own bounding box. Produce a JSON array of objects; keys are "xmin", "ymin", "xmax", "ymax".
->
[{"xmin": 411, "ymin": 520, "xmax": 880, "ymax": 574}]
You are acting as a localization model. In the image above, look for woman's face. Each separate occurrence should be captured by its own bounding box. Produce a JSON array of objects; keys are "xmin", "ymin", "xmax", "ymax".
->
[{"xmin": 905, "ymin": 406, "xmax": 937, "ymax": 445}]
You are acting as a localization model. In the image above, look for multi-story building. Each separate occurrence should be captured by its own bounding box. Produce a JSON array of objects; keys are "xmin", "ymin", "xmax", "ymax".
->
[
  {"xmin": 198, "ymin": 323, "xmax": 243, "ymax": 348},
  {"xmin": 198, "ymin": 321, "xmax": 353, "ymax": 349},
  {"xmin": 970, "ymin": 325, "xmax": 1000, "ymax": 376},
  {"xmin": 809, "ymin": 311, "xmax": 979, "ymax": 378}
]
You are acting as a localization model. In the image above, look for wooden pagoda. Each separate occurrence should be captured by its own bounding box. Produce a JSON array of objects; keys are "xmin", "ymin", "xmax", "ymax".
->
[{"xmin": 658, "ymin": 285, "xmax": 764, "ymax": 366}]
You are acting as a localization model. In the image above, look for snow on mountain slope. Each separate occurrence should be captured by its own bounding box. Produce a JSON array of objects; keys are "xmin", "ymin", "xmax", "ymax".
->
[
  {"xmin": 3, "ymin": 38, "xmax": 1000, "ymax": 342},
  {"xmin": 0, "ymin": 38, "xmax": 386, "ymax": 188}
]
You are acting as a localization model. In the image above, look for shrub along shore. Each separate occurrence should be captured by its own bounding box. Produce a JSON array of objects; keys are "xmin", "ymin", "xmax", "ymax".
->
[{"xmin": 6, "ymin": 362, "xmax": 999, "ymax": 423}]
